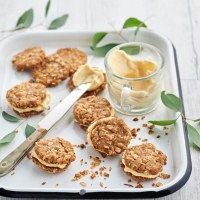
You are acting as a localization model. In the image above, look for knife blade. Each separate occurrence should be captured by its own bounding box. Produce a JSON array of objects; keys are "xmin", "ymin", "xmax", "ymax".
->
[{"xmin": 0, "ymin": 83, "xmax": 91, "ymax": 177}]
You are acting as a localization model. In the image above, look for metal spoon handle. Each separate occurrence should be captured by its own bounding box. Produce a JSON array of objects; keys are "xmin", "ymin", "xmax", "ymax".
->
[{"xmin": 0, "ymin": 128, "xmax": 47, "ymax": 177}]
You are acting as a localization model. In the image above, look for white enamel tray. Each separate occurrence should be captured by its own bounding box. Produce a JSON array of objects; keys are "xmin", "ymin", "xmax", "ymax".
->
[{"xmin": 0, "ymin": 29, "xmax": 191, "ymax": 198}]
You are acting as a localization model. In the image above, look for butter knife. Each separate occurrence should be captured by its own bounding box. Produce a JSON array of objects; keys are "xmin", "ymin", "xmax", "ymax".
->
[{"xmin": 0, "ymin": 83, "xmax": 91, "ymax": 177}]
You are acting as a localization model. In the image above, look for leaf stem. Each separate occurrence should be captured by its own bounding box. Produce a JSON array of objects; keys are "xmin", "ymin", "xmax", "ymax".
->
[{"xmin": 14, "ymin": 120, "xmax": 26, "ymax": 131}]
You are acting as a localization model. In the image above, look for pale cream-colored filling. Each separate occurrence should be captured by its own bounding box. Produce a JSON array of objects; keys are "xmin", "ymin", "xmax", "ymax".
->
[
  {"xmin": 72, "ymin": 64, "xmax": 104, "ymax": 91},
  {"xmin": 31, "ymin": 150, "xmax": 67, "ymax": 169},
  {"xmin": 121, "ymin": 156, "xmax": 160, "ymax": 178},
  {"xmin": 9, "ymin": 93, "xmax": 50, "ymax": 113}
]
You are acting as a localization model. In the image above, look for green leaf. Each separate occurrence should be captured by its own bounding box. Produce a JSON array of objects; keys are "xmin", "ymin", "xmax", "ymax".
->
[
  {"xmin": 161, "ymin": 91, "xmax": 182, "ymax": 112},
  {"xmin": 16, "ymin": 8, "xmax": 34, "ymax": 29},
  {"xmin": 0, "ymin": 131, "xmax": 17, "ymax": 145},
  {"xmin": 2, "ymin": 111, "xmax": 20, "ymax": 122},
  {"xmin": 120, "ymin": 46, "xmax": 140, "ymax": 55},
  {"xmin": 148, "ymin": 120, "xmax": 177, "ymax": 126},
  {"xmin": 194, "ymin": 118, "xmax": 200, "ymax": 122},
  {"xmin": 45, "ymin": 0, "xmax": 51, "ymax": 17},
  {"xmin": 187, "ymin": 123, "xmax": 200, "ymax": 148},
  {"xmin": 92, "ymin": 32, "xmax": 107, "ymax": 48},
  {"xmin": 93, "ymin": 43, "xmax": 119, "ymax": 57},
  {"xmin": 48, "ymin": 14, "xmax": 68, "ymax": 30},
  {"xmin": 25, "ymin": 124, "xmax": 36, "ymax": 138},
  {"xmin": 123, "ymin": 17, "xmax": 147, "ymax": 29}
]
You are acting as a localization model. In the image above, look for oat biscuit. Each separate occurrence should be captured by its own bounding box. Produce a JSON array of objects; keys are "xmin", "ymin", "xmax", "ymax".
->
[
  {"xmin": 68, "ymin": 72, "xmax": 107, "ymax": 97},
  {"xmin": 121, "ymin": 143, "xmax": 167, "ymax": 182},
  {"xmin": 87, "ymin": 117, "xmax": 131, "ymax": 156},
  {"xmin": 73, "ymin": 96, "xmax": 115, "ymax": 129},
  {"xmin": 32, "ymin": 54, "xmax": 70, "ymax": 87},
  {"xmin": 56, "ymin": 48, "xmax": 87, "ymax": 75},
  {"xmin": 28, "ymin": 138, "xmax": 75, "ymax": 173},
  {"xmin": 12, "ymin": 47, "xmax": 45, "ymax": 71},
  {"xmin": 6, "ymin": 82, "xmax": 50, "ymax": 117}
]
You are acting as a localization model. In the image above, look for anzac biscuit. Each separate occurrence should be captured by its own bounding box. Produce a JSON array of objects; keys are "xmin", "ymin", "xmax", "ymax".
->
[
  {"xmin": 32, "ymin": 54, "xmax": 70, "ymax": 87},
  {"xmin": 12, "ymin": 47, "xmax": 45, "ymax": 71},
  {"xmin": 121, "ymin": 143, "xmax": 167, "ymax": 182},
  {"xmin": 87, "ymin": 117, "xmax": 131, "ymax": 156},
  {"xmin": 6, "ymin": 82, "xmax": 50, "ymax": 117},
  {"xmin": 28, "ymin": 138, "xmax": 76, "ymax": 173},
  {"xmin": 56, "ymin": 48, "xmax": 87, "ymax": 75},
  {"xmin": 68, "ymin": 72, "xmax": 107, "ymax": 98},
  {"xmin": 73, "ymin": 96, "xmax": 115, "ymax": 129}
]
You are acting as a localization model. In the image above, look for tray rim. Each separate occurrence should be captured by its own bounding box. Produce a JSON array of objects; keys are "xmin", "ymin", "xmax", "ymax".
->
[{"xmin": 0, "ymin": 29, "xmax": 192, "ymax": 199}]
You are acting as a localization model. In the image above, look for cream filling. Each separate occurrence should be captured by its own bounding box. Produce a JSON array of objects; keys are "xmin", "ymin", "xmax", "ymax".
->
[
  {"xmin": 108, "ymin": 49, "xmax": 158, "ymax": 97},
  {"xmin": 31, "ymin": 150, "xmax": 67, "ymax": 169},
  {"xmin": 72, "ymin": 64, "xmax": 105, "ymax": 91},
  {"xmin": 121, "ymin": 156, "xmax": 160, "ymax": 179},
  {"xmin": 9, "ymin": 93, "xmax": 50, "ymax": 113}
]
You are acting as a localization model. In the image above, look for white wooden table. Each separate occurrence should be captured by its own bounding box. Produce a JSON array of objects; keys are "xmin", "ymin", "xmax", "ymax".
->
[{"xmin": 0, "ymin": 0, "xmax": 199, "ymax": 199}]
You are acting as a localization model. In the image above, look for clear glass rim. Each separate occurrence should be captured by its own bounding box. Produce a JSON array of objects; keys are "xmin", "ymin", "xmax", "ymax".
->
[{"xmin": 104, "ymin": 42, "xmax": 165, "ymax": 81}]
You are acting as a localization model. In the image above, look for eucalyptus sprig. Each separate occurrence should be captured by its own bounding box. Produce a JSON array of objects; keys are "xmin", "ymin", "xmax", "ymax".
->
[
  {"xmin": 91, "ymin": 17, "xmax": 147, "ymax": 57},
  {"xmin": 0, "ymin": 111, "xmax": 36, "ymax": 147},
  {"xmin": 149, "ymin": 91, "xmax": 200, "ymax": 149},
  {"xmin": 0, "ymin": 0, "xmax": 68, "ymax": 33}
]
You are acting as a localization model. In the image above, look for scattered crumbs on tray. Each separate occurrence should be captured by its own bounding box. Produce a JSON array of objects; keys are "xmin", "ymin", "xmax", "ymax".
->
[
  {"xmin": 142, "ymin": 123, "xmax": 147, "ymax": 127},
  {"xmin": 103, "ymin": 172, "xmax": 109, "ymax": 177},
  {"xmin": 128, "ymin": 179, "xmax": 132, "ymax": 182},
  {"xmin": 132, "ymin": 117, "xmax": 139, "ymax": 122},
  {"xmin": 90, "ymin": 172, "xmax": 97, "ymax": 179},
  {"xmin": 131, "ymin": 128, "xmax": 137, "ymax": 137},
  {"xmin": 152, "ymin": 182, "xmax": 163, "ymax": 187},
  {"xmin": 124, "ymin": 183, "xmax": 134, "ymax": 188},
  {"xmin": 90, "ymin": 156, "xmax": 102, "ymax": 169},
  {"xmin": 159, "ymin": 173, "xmax": 171, "ymax": 179},
  {"xmin": 148, "ymin": 130, "xmax": 154, "ymax": 135},
  {"xmin": 137, "ymin": 128, "xmax": 140, "ymax": 132},
  {"xmin": 135, "ymin": 183, "xmax": 143, "ymax": 188},
  {"xmin": 41, "ymin": 182, "xmax": 46, "ymax": 185},
  {"xmin": 80, "ymin": 182, "xmax": 87, "ymax": 187},
  {"xmin": 156, "ymin": 135, "xmax": 161, "ymax": 138},
  {"xmin": 71, "ymin": 170, "xmax": 89, "ymax": 181},
  {"xmin": 74, "ymin": 143, "xmax": 86, "ymax": 149},
  {"xmin": 99, "ymin": 182, "xmax": 104, "ymax": 188},
  {"xmin": 148, "ymin": 124, "xmax": 155, "ymax": 129},
  {"xmin": 142, "ymin": 138, "xmax": 148, "ymax": 142},
  {"xmin": 141, "ymin": 116, "xmax": 146, "ymax": 120}
]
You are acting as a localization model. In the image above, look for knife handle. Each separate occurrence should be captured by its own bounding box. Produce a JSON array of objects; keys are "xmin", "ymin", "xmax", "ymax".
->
[{"xmin": 0, "ymin": 128, "xmax": 47, "ymax": 177}]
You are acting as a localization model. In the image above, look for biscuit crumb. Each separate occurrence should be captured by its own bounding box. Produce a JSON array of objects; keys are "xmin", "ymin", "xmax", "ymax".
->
[
  {"xmin": 142, "ymin": 138, "xmax": 148, "ymax": 142},
  {"xmin": 90, "ymin": 172, "xmax": 97, "ymax": 179},
  {"xmin": 152, "ymin": 182, "xmax": 163, "ymax": 187},
  {"xmin": 41, "ymin": 182, "xmax": 46, "ymax": 185},
  {"xmin": 159, "ymin": 173, "xmax": 170, "ymax": 179},
  {"xmin": 100, "ymin": 182, "xmax": 104, "ymax": 188},
  {"xmin": 137, "ymin": 128, "xmax": 140, "ymax": 132},
  {"xmin": 165, "ymin": 132, "xmax": 168, "ymax": 135},
  {"xmin": 109, "ymin": 167, "xmax": 112, "ymax": 171},
  {"xmin": 74, "ymin": 144, "xmax": 86, "ymax": 149},
  {"xmin": 128, "ymin": 179, "xmax": 132, "ymax": 182},
  {"xmin": 131, "ymin": 128, "xmax": 137, "ymax": 137},
  {"xmin": 90, "ymin": 157, "xmax": 102, "ymax": 169},
  {"xmin": 99, "ymin": 166, "xmax": 106, "ymax": 171},
  {"xmin": 103, "ymin": 172, "xmax": 109, "ymax": 177},
  {"xmin": 148, "ymin": 130, "xmax": 154, "ymax": 135},
  {"xmin": 142, "ymin": 123, "xmax": 147, "ymax": 127},
  {"xmin": 156, "ymin": 135, "xmax": 161, "ymax": 138},
  {"xmin": 148, "ymin": 124, "xmax": 155, "ymax": 129},
  {"xmin": 80, "ymin": 182, "xmax": 87, "ymax": 187},
  {"xmin": 124, "ymin": 183, "xmax": 134, "ymax": 187},
  {"xmin": 141, "ymin": 116, "xmax": 145, "ymax": 120},
  {"xmin": 135, "ymin": 184, "xmax": 143, "ymax": 188},
  {"xmin": 11, "ymin": 172, "xmax": 15, "ymax": 176},
  {"xmin": 133, "ymin": 117, "xmax": 139, "ymax": 122},
  {"xmin": 55, "ymin": 184, "xmax": 59, "ymax": 187},
  {"xmin": 71, "ymin": 170, "xmax": 89, "ymax": 181}
]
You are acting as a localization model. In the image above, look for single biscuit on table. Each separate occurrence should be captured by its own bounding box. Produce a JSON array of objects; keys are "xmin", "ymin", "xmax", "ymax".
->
[
  {"xmin": 12, "ymin": 47, "xmax": 45, "ymax": 71},
  {"xmin": 121, "ymin": 143, "xmax": 167, "ymax": 182},
  {"xmin": 87, "ymin": 117, "xmax": 131, "ymax": 156},
  {"xmin": 32, "ymin": 54, "xmax": 70, "ymax": 87},
  {"xmin": 28, "ymin": 138, "xmax": 75, "ymax": 173},
  {"xmin": 56, "ymin": 48, "xmax": 87, "ymax": 75},
  {"xmin": 6, "ymin": 82, "xmax": 50, "ymax": 117},
  {"xmin": 68, "ymin": 64, "xmax": 107, "ymax": 97},
  {"xmin": 73, "ymin": 96, "xmax": 115, "ymax": 130}
]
